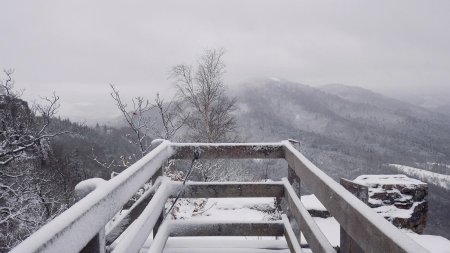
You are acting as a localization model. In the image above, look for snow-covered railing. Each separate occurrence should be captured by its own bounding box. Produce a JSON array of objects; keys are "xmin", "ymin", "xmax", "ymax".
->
[
  {"xmin": 282, "ymin": 141, "xmax": 429, "ymax": 253},
  {"xmin": 9, "ymin": 140, "xmax": 174, "ymax": 253},
  {"xmin": 10, "ymin": 140, "xmax": 429, "ymax": 253}
]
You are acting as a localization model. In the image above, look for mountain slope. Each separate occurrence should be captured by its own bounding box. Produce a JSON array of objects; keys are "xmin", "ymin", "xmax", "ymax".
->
[
  {"xmin": 233, "ymin": 79, "xmax": 450, "ymax": 238},
  {"xmin": 236, "ymin": 80, "xmax": 450, "ymax": 174}
]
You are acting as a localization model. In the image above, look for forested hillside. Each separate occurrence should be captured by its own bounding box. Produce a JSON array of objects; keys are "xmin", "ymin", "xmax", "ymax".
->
[
  {"xmin": 234, "ymin": 79, "xmax": 450, "ymax": 238},
  {"xmin": 0, "ymin": 95, "xmax": 137, "ymax": 251}
]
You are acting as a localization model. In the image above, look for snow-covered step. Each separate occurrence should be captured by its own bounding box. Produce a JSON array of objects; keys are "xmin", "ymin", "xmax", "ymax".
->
[
  {"xmin": 140, "ymin": 237, "xmax": 293, "ymax": 253},
  {"xmin": 164, "ymin": 248, "xmax": 290, "ymax": 253}
]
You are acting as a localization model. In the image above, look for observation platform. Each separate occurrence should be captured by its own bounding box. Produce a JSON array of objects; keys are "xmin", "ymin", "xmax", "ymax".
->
[{"xmin": 10, "ymin": 140, "xmax": 432, "ymax": 253}]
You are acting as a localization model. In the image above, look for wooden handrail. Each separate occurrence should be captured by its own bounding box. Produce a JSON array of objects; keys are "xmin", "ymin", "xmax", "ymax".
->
[
  {"xmin": 282, "ymin": 214, "xmax": 304, "ymax": 253},
  {"xmin": 169, "ymin": 142, "xmax": 285, "ymax": 159},
  {"xmin": 10, "ymin": 140, "xmax": 174, "ymax": 253},
  {"xmin": 10, "ymin": 140, "xmax": 431, "ymax": 253},
  {"xmin": 111, "ymin": 178, "xmax": 177, "ymax": 253},
  {"xmin": 282, "ymin": 140, "xmax": 429, "ymax": 253},
  {"xmin": 283, "ymin": 179, "xmax": 336, "ymax": 253}
]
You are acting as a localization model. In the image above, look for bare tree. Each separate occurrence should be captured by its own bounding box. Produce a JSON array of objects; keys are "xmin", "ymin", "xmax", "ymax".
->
[
  {"xmin": 170, "ymin": 49, "xmax": 239, "ymax": 182},
  {"xmin": 0, "ymin": 69, "xmax": 23, "ymax": 98},
  {"xmin": 96, "ymin": 86, "xmax": 186, "ymax": 172},
  {"xmin": 170, "ymin": 48, "xmax": 238, "ymax": 143}
]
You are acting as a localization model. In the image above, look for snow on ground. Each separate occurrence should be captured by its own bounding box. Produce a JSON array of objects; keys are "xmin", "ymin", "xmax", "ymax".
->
[
  {"xmin": 390, "ymin": 164, "xmax": 450, "ymax": 190},
  {"xmin": 301, "ymin": 194, "xmax": 327, "ymax": 211},
  {"xmin": 299, "ymin": 217, "xmax": 340, "ymax": 247},
  {"xmin": 138, "ymin": 197, "xmax": 285, "ymax": 253},
  {"xmin": 136, "ymin": 189, "xmax": 449, "ymax": 252},
  {"xmin": 140, "ymin": 236, "xmax": 290, "ymax": 253},
  {"xmin": 353, "ymin": 174, "xmax": 426, "ymax": 186},
  {"xmin": 179, "ymin": 198, "xmax": 277, "ymax": 221},
  {"xmin": 301, "ymin": 216, "xmax": 450, "ymax": 253},
  {"xmin": 427, "ymin": 162, "xmax": 450, "ymax": 169},
  {"xmin": 406, "ymin": 233, "xmax": 450, "ymax": 253},
  {"xmin": 172, "ymin": 196, "xmax": 343, "ymax": 249},
  {"xmin": 371, "ymin": 202, "xmax": 420, "ymax": 220}
]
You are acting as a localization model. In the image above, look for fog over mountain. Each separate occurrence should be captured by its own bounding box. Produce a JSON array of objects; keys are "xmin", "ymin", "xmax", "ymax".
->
[
  {"xmin": 2, "ymin": 1, "xmax": 449, "ymax": 124},
  {"xmin": 391, "ymin": 91, "xmax": 450, "ymax": 117}
]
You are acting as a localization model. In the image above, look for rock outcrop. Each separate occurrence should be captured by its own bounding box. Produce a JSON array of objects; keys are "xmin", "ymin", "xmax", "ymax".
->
[{"xmin": 342, "ymin": 174, "xmax": 428, "ymax": 234}]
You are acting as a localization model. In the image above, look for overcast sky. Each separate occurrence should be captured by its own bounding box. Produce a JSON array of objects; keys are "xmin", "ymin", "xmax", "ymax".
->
[{"xmin": 1, "ymin": 0, "xmax": 449, "ymax": 123}]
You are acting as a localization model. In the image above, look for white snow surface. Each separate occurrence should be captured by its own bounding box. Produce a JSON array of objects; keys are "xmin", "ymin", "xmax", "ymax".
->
[
  {"xmin": 406, "ymin": 233, "xmax": 450, "ymax": 253},
  {"xmin": 300, "ymin": 217, "xmax": 340, "ymax": 247},
  {"xmin": 178, "ymin": 198, "xmax": 276, "ymax": 221},
  {"xmin": 353, "ymin": 174, "xmax": 426, "ymax": 186},
  {"xmin": 301, "ymin": 217, "xmax": 450, "ymax": 253},
  {"xmin": 74, "ymin": 178, "xmax": 107, "ymax": 199},
  {"xmin": 147, "ymin": 237, "xmax": 290, "ymax": 253},
  {"xmin": 372, "ymin": 202, "xmax": 422, "ymax": 219},
  {"xmin": 353, "ymin": 174, "xmax": 425, "ymax": 219},
  {"xmin": 301, "ymin": 194, "xmax": 327, "ymax": 211},
  {"xmin": 390, "ymin": 164, "xmax": 450, "ymax": 190}
]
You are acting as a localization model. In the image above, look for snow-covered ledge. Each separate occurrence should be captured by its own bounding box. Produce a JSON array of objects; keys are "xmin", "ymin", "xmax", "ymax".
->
[{"xmin": 343, "ymin": 174, "xmax": 428, "ymax": 234}]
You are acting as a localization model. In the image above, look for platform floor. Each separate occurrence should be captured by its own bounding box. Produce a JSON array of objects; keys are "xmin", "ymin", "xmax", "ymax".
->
[{"xmin": 139, "ymin": 236, "xmax": 313, "ymax": 253}]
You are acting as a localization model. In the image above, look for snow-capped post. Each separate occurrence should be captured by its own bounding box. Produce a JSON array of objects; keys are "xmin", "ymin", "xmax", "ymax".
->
[
  {"xmin": 287, "ymin": 139, "xmax": 301, "ymax": 196},
  {"xmin": 150, "ymin": 139, "xmax": 165, "ymax": 186},
  {"xmin": 150, "ymin": 139, "xmax": 165, "ymax": 237},
  {"xmin": 338, "ymin": 178, "xmax": 367, "ymax": 253},
  {"xmin": 150, "ymin": 139, "xmax": 165, "ymax": 184},
  {"xmin": 74, "ymin": 178, "xmax": 107, "ymax": 253},
  {"xmin": 288, "ymin": 166, "xmax": 301, "ymax": 197}
]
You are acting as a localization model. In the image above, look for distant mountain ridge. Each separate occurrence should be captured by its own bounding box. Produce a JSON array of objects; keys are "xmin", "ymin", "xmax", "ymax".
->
[
  {"xmin": 232, "ymin": 79, "xmax": 450, "ymax": 237},
  {"xmin": 234, "ymin": 80, "xmax": 450, "ymax": 174},
  {"xmin": 319, "ymin": 83, "xmax": 449, "ymax": 121}
]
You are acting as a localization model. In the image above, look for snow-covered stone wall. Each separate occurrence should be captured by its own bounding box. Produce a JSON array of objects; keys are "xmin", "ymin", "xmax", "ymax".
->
[{"xmin": 342, "ymin": 175, "xmax": 428, "ymax": 234}]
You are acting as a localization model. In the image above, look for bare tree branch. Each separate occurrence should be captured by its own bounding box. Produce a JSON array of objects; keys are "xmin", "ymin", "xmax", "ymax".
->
[
  {"xmin": 170, "ymin": 48, "xmax": 237, "ymax": 143},
  {"xmin": 151, "ymin": 93, "xmax": 188, "ymax": 140},
  {"xmin": 109, "ymin": 84, "xmax": 153, "ymax": 158}
]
